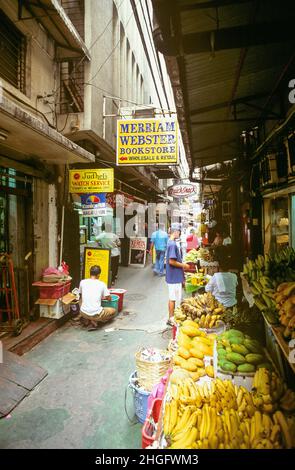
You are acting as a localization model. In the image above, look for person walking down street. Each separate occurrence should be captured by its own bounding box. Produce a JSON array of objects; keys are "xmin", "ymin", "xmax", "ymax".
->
[
  {"xmin": 150, "ymin": 224, "xmax": 169, "ymax": 276},
  {"xmin": 205, "ymin": 246, "xmax": 237, "ymax": 309},
  {"xmin": 79, "ymin": 265, "xmax": 116, "ymax": 330},
  {"xmin": 166, "ymin": 224, "xmax": 191, "ymax": 326},
  {"xmin": 95, "ymin": 223, "xmax": 121, "ymax": 286}
]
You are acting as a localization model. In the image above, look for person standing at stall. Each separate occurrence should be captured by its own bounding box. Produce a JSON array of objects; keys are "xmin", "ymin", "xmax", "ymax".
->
[
  {"xmin": 95, "ymin": 223, "xmax": 121, "ymax": 286},
  {"xmin": 205, "ymin": 246, "xmax": 237, "ymax": 308},
  {"xmin": 149, "ymin": 223, "xmax": 169, "ymax": 276},
  {"xmin": 166, "ymin": 224, "xmax": 191, "ymax": 326}
]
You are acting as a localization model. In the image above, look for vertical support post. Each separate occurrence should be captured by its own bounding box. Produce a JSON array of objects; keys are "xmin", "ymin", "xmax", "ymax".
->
[{"xmin": 102, "ymin": 95, "xmax": 106, "ymax": 140}]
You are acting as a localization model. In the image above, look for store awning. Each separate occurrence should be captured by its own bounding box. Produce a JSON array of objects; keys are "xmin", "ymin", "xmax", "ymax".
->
[
  {"xmin": 18, "ymin": 0, "xmax": 90, "ymax": 60},
  {"xmin": 152, "ymin": 0, "xmax": 295, "ymax": 170},
  {"xmin": 0, "ymin": 96, "xmax": 95, "ymax": 165}
]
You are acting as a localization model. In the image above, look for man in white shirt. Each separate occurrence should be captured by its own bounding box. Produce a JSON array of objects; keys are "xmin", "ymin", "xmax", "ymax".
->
[{"xmin": 79, "ymin": 265, "xmax": 116, "ymax": 330}]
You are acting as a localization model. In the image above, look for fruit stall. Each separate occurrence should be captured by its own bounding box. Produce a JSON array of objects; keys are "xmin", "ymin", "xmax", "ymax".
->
[
  {"xmin": 136, "ymin": 257, "xmax": 295, "ymax": 449},
  {"xmin": 242, "ymin": 248, "xmax": 295, "ymax": 374}
]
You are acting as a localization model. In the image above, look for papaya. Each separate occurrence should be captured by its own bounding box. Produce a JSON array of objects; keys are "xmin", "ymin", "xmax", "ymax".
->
[
  {"xmin": 225, "ymin": 346, "xmax": 232, "ymax": 353},
  {"xmin": 178, "ymin": 333, "xmax": 192, "ymax": 350},
  {"xmin": 181, "ymin": 325, "xmax": 200, "ymax": 338},
  {"xmin": 221, "ymin": 339, "xmax": 231, "ymax": 348},
  {"xmin": 245, "ymin": 353, "xmax": 265, "ymax": 365},
  {"xmin": 197, "ymin": 368, "xmax": 206, "ymax": 377},
  {"xmin": 191, "ymin": 336, "xmax": 212, "ymax": 347},
  {"xmin": 227, "ymin": 329, "xmax": 244, "ymax": 338},
  {"xmin": 182, "ymin": 319, "xmax": 199, "ymax": 329},
  {"xmin": 179, "ymin": 358, "xmax": 198, "ymax": 372},
  {"xmin": 244, "ymin": 339, "xmax": 264, "ymax": 354},
  {"xmin": 229, "ymin": 336, "xmax": 245, "ymax": 345},
  {"xmin": 173, "ymin": 355, "xmax": 183, "ymax": 366},
  {"xmin": 178, "ymin": 346, "xmax": 191, "ymax": 360},
  {"xmin": 187, "ymin": 357, "xmax": 204, "ymax": 368},
  {"xmin": 226, "ymin": 352, "xmax": 246, "ymax": 365},
  {"xmin": 231, "ymin": 344, "xmax": 249, "ymax": 356},
  {"xmin": 217, "ymin": 349, "xmax": 227, "ymax": 358},
  {"xmin": 237, "ymin": 363, "xmax": 256, "ymax": 373},
  {"xmin": 221, "ymin": 361, "xmax": 237, "ymax": 373},
  {"xmin": 189, "ymin": 347, "xmax": 205, "ymax": 360}
]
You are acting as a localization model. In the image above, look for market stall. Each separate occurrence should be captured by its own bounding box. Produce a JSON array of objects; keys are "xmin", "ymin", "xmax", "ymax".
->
[{"xmin": 135, "ymin": 248, "xmax": 295, "ymax": 450}]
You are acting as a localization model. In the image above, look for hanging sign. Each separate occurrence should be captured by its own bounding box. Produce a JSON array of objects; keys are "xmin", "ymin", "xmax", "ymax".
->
[
  {"xmin": 168, "ymin": 183, "xmax": 197, "ymax": 198},
  {"xmin": 80, "ymin": 193, "xmax": 106, "ymax": 208},
  {"xmin": 129, "ymin": 237, "xmax": 147, "ymax": 267},
  {"xmin": 83, "ymin": 247, "xmax": 111, "ymax": 287},
  {"xmin": 82, "ymin": 208, "xmax": 108, "ymax": 217},
  {"xmin": 117, "ymin": 118, "xmax": 178, "ymax": 166},
  {"xmin": 69, "ymin": 169, "xmax": 114, "ymax": 193}
]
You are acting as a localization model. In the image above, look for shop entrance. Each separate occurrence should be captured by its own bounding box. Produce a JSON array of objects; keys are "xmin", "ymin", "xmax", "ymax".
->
[{"xmin": 0, "ymin": 168, "xmax": 34, "ymax": 320}]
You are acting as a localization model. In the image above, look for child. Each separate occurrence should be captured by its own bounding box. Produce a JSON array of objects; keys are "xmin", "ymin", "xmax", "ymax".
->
[
  {"xmin": 79, "ymin": 265, "xmax": 116, "ymax": 330},
  {"xmin": 205, "ymin": 246, "xmax": 237, "ymax": 308}
]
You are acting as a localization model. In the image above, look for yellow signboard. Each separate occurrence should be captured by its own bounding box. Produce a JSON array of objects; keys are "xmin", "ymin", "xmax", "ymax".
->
[
  {"xmin": 117, "ymin": 118, "xmax": 178, "ymax": 166},
  {"xmin": 69, "ymin": 168, "xmax": 114, "ymax": 193},
  {"xmin": 83, "ymin": 248, "xmax": 111, "ymax": 287}
]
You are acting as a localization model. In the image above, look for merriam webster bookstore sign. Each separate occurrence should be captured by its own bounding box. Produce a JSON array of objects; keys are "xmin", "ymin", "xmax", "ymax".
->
[{"xmin": 116, "ymin": 118, "xmax": 178, "ymax": 166}]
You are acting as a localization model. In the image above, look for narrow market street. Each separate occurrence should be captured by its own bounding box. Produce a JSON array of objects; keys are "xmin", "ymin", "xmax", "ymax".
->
[{"xmin": 0, "ymin": 264, "xmax": 170, "ymax": 449}]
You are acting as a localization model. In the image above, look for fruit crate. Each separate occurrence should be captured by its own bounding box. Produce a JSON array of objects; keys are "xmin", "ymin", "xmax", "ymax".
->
[{"xmin": 213, "ymin": 341, "xmax": 254, "ymax": 391}]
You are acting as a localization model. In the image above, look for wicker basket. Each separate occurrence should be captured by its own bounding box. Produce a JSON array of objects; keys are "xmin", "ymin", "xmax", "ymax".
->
[{"xmin": 135, "ymin": 349, "xmax": 172, "ymax": 391}]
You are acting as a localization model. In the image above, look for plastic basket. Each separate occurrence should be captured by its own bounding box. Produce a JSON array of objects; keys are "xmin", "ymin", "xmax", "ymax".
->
[
  {"xmin": 109, "ymin": 289, "xmax": 126, "ymax": 312},
  {"xmin": 135, "ymin": 348, "xmax": 172, "ymax": 392},
  {"xmin": 33, "ymin": 280, "xmax": 71, "ymax": 299},
  {"xmin": 142, "ymin": 398, "xmax": 162, "ymax": 448},
  {"xmin": 128, "ymin": 371, "xmax": 150, "ymax": 424},
  {"xmin": 101, "ymin": 294, "xmax": 119, "ymax": 314}
]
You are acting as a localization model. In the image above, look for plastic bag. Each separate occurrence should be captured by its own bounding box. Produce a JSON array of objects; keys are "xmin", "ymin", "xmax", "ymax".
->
[{"xmin": 147, "ymin": 368, "xmax": 172, "ymax": 414}]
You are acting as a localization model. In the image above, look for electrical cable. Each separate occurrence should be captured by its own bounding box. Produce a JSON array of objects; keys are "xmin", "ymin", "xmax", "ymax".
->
[{"xmin": 87, "ymin": 0, "xmax": 140, "ymax": 84}]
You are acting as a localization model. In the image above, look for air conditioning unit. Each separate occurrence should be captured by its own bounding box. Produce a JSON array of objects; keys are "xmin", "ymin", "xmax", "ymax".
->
[
  {"xmin": 222, "ymin": 201, "xmax": 231, "ymax": 217},
  {"xmin": 285, "ymin": 132, "xmax": 295, "ymax": 175}
]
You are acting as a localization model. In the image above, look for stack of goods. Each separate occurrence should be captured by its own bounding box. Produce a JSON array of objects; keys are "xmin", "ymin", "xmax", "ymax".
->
[
  {"xmin": 184, "ymin": 272, "xmax": 208, "ymax": 293},
  {"xmin": 252, "ymin": 366, "xmax": 295, "ymax": 414},
  {"xmin": 184, "ymin": 248, "xmax": 211, "ymax": 264},
  {"xmin": 173, "ymin": 322, "xmax": 215, "ymax": 381},
  {"xmin": 216, "ymin": 329, "xmax": 271, "ymax": 374},
  {"xmin": 243, "ymin": 248, "xmax": 295, "ymax": 324},
  {"xmin": 162, "ymin": 371, "xmax": 295, "ymax": 449},
  {"xmin": 273, "ymin": 282, "xmax": 295, "ymax": 341},
  {"xmin": 174, "ymin": 293, "xmax": 225, "ymax": 329}
]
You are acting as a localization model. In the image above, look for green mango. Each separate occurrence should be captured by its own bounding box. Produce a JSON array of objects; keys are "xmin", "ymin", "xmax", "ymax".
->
[
  {"xmin": 231, "ymin": 344, "xmax": 249, "ymax": 356},
  {"xmin": 229, "ymin": 337, "xmax": 245, "ymax": 345}
]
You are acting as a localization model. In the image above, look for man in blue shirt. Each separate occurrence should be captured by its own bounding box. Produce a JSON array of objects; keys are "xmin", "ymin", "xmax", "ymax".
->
[
  {"xmin": 149, "ymin": 224, "xmax": 169, "ymax": 276},
  {"xmin": 166, "ymin": 224, "xmax": 190, "ymax": 326}
]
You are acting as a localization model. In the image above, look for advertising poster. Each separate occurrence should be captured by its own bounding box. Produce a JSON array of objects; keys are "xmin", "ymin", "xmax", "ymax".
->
[
  {"xmin": 83, "ymin": 247, "xmax": 111, "ymax": 287},
  {"xmin": 129, "ymin": 237, "xmax": 147, "ymax": 267},
  {"xmin": 117, "ymin": 118, "xmax": 178, "ymax": 166},
  {"xmin": 69, "ymin": 169, "xmax": 114, "ymax": 193}
]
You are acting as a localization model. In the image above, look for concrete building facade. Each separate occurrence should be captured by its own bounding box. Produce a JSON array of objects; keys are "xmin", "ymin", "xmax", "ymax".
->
[{"xmin": 0, "ymin": 0, "xmax": 189, "ymax": 324}]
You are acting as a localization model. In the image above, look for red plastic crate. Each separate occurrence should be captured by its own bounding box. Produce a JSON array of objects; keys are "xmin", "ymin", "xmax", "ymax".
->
[
  {"xmin": 33, "ymin": 281, "xmax": 71, "ymax": 299},
  {"xmin": 141, "ymin": 398, "xmax": 162, "ymax": 448}
]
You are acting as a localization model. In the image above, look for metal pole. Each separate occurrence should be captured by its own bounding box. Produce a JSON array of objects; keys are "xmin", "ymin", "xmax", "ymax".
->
[{"xmin": 59, "ymin": 205, "xmax": 65, "ymax": 266}]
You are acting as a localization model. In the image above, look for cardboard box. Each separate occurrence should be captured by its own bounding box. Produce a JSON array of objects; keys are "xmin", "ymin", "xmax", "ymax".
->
[{"xmin": 35, "ymin": 297, "xmax": 72, "ymax": 319}]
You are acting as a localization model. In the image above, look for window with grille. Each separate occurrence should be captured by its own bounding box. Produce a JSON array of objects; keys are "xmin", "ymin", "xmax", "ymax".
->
[
  {"xmin": 60, "ymin": 59, "xmax": 84, "ymax": 114},
  {"xmin": 0, "ymin": 10, "xmax": 26, "ymax": 93}
]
